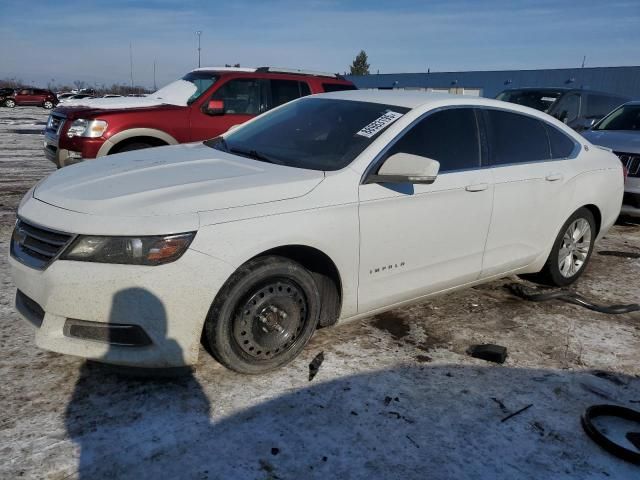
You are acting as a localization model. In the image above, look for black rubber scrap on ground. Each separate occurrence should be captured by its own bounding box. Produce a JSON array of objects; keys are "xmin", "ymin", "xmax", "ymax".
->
[
  {"xmin": 506, "ymin": 283, "xmax": 640, "ymax": 314},
  {"xmin": 468, "ymin": 344, "xmax": 508, "ymax": 364},
  {"xmin": 308, "ymin": 351, "xmax": 324, "ymax": 381},
  {"xmin": 598, "ymin": 250, "xmax": 640, "ymax": 259}
]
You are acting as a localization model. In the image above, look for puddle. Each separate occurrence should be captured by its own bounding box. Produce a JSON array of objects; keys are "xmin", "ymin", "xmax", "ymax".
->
[{"xmin": 371, "ymin": 311, "xmax": 410, "ymax": 341}]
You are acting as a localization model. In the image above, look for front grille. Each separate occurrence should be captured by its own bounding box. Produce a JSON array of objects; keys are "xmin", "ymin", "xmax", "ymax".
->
[
  {"xmin": 615, "ymin": 151, "xmax": 640, "ymax": 178},
  {"xmin": 10, "ymin": 219, "xmax": 73, "ymax": 270},
  {"xmin": 46, "ymin": 114, "xmax": 65, "ymax": 136}
]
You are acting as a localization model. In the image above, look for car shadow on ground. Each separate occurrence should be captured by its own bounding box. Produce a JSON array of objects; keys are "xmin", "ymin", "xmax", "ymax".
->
[{"xmin": 63, "ymin": 290, "xmax": 640, "ymax": 480}]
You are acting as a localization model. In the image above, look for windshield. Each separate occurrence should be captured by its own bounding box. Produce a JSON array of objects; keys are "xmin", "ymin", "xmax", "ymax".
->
[
  {"xmin": 148, "ymin": 72, "xmax": 217, "ymax": 106},
  {"xmin": 594, "ymin": 104, "xmax": 640, "ymax": 131},
  {"xmin": 496, "ymin": 90, "xmax": 563, "ymax": 112},
  {"xmin": 208, "ymin": 98, "xmax": 410, "ymax": 171}
]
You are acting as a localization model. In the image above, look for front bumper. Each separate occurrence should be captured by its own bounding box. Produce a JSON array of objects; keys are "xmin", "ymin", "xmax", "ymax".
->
[
  {"xmin": 9, "ymin": 248, "xmax": 234, "ymax": 368},
  {"xmin": 622, "ymin": 177, "xmax": 640, "ymax": 217},
  {"xmin": 43, "ymin": 130, "xmax": 103, "ymax": 168}
]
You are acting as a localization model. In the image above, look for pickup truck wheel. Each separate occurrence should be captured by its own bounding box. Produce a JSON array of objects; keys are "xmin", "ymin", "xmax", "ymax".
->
[
  {"xmin": 528, "ymin": 207, "xmax": 596, "ymax": 286},
  {"xmin": 204, "ymin": 256, "xmax": 320, "ymax": 374},
  {"xmin": 43, "ymin": 100, "xmax": 54, "ymax": 109},
  {"xmin": 4, "ymin": 99, "xmax": 15, "ymax": 108}
]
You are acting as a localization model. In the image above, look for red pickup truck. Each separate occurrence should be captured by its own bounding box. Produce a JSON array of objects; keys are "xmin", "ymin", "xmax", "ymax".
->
[{"xmin": 44, "ymin": 67, "xmax": 356, "ymax": 167}]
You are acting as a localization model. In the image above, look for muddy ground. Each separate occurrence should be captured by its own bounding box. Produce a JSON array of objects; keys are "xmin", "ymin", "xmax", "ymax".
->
[{"xmin": 0, "ymin": 107, "xmax": 639, "ymax": 479}]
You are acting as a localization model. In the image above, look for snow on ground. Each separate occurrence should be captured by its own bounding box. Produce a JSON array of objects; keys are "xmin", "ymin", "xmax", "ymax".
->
[{"xmin": 0, "ymin": 106, "xmax": 639, "ymax": 479}]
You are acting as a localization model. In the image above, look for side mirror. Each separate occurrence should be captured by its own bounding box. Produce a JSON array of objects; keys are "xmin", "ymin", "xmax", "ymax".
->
[
  {"xmin": 204, "ymin": 99, "xmax": 225, "ymax": 116},
  {"xmin": 365, "ymin": 152, "xmax": 440, "ymax": 184}
]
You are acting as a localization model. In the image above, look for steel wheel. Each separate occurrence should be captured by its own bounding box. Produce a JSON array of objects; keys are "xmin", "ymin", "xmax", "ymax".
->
[
  {"xmin": 204, "ymin": 255, "xmax": 321, "ymax": 374},
  {"xmin": 558, "ymin": 218, "xmax": 592, "ymax": 278},
  {"xmin": 233, "ymin": 279, "xmax": 308, "ymax": 360}
]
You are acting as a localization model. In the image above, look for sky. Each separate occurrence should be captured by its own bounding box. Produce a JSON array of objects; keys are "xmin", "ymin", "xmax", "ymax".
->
[{"xmin": 1, "ymin": 0, "xmax": 639, "ymax": 89}]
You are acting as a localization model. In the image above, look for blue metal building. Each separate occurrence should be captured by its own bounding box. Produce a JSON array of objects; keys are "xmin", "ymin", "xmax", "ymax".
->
[{"xmin": 347, "ymin": 66, "xmax": 640, "ymax": 99}]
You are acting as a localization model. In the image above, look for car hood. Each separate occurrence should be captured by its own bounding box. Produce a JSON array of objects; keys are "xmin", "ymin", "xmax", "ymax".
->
[
  {"xmin": 34, "ymin": 143, "xmax": 325, "ymax": 217},
  {"xmin": 582, "ymin": 130, "xmax": 640, "ymax": 154}
]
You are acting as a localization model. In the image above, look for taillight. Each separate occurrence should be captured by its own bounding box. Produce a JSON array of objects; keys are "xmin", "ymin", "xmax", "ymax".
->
[{"xmin": 622, "ymin": 164, "xmax": 628, "ymax": 180}]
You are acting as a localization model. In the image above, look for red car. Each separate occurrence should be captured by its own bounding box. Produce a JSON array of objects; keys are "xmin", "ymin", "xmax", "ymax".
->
[
  {"xmin": 44, "ymin": 67, "xmax": 356, "ymax": 167},
  {"xmin": 4, "ymin": 88, "xmax": 58, "ymax": 109}
]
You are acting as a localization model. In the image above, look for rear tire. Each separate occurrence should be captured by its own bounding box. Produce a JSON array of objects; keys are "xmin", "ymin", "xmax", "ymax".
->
[
  {"xmin": 4, "ymin": 99, "xmax": 15, "ymax": 108},
  {"xmin": 43, "ymin": 100, "xmax": 54, "ymax": 109},
  {"xmin": 204, "ymin": 256, "xmax": 320, "ymax": 374},
  {"xmin": 528, "ymin": 207, "xmax": 596, "ymax": 286}
]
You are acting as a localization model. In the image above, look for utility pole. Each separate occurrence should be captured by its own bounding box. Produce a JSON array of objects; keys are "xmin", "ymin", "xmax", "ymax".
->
[
  {"xmin": 153, "ymin": 60, "xmax": 157, "ymax": 91},
  {"xmin": 196, "ymin": 31, "xmax": 202, "ymax": 68},
  {"xmin": 129, "ymin": 42, "xmax": 134, "ymax": 90},
  {"xmin": 581, "ymin": 55, "xmax": 586, "ymax": 68}
]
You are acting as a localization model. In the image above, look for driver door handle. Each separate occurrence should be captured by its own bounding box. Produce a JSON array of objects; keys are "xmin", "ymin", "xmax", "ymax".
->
[
  {"xmin": 465, "ymin": 183, "xmax": 488, "ymax": 192},
  {"xmin": 545, "ymin": 173, "xmax": 564, "ymax": 182}
]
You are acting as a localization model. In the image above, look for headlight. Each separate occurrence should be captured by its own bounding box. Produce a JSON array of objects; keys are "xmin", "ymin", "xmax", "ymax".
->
[
  {"xmin": 66, "ymin": 119, "xmax": 108, "ymax": 138},
  {"xmin": 61, "ymin": 232, "xmax": 195, "ymax": 265}
]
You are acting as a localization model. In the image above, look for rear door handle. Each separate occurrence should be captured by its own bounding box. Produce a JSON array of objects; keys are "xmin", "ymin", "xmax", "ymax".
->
[
  {"xmin": 465, "ymin": 183, "xmax": 488, "ymax": 192},
  {"xmin": 545, "ymin": 173, "xmax": 563, "ymax": 182}
]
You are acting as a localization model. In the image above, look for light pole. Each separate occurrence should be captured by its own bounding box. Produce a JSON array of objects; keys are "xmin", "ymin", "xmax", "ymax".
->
[{"xmin": 196, "ymin": 31, "xmax": 202, "ymax": 68}]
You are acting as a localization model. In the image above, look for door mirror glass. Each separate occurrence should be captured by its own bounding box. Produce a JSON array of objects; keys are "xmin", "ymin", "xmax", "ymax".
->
[
  {"xmin": 204, "ymin": 99, "xmax": 225, "ymax": 116},
  {"xmin": 366, "ymin": 153, "xmax": 440, "ymax": 184}
]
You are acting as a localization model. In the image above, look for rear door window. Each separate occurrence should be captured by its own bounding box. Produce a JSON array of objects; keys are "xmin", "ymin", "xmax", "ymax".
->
[
  {"xmin": 585, "ymin": 94, "xmax": 626, "ymax": 119},
  {"xmin": 384, "ymin": 108, "xmax": 481, "ymax": 173},
  {"xmin": 545, "ymin": 124, "xmax": 577, "ymax": 159},
  {"xmin": 211, "ymin": 79, "xmax": 263, "ymax": 115},
  {"xmin": 485, "ymin": 109, "xmax": 551, "ymax": 165},
  {"xmin": 269, "ymin": 80, "xmax": 311, "ymax": 108}
]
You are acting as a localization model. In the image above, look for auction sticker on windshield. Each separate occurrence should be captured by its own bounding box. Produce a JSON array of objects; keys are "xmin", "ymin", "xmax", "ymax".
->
[{"xmin": 356, "ymin": 111, "xmax": 404, "ymax": 138}]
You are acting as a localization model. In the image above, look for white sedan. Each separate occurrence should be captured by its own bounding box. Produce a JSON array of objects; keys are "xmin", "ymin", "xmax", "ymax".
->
[{"xmin": 10, "ymin": 91, "xmax": 623, "ymax": 373}]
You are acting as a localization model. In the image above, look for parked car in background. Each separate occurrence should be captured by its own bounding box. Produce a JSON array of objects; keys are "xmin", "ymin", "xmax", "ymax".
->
[
  {"xmin": 3, "ymin": 88, "xmax": 58, "ymax": 109},
  {"xmin": 58, "ymin": 93, "xmax": 95, "ymax": 104},
  {"xmin": 0, "ymin": 88, "xmax": 16, "ymax": 107},
  {"xmin": 583, "ymin": 101, "xmax": 640, "ymax": 217},
  {"xmin": 56, "ymin": 92, "xmax": 76, "ymax": 101},
  {"xmin": 44, "ymin": 66, "xmax": 356, "ymax": 167},
  {"xmin": 12, "ymin": 91, "xmax": 622, "ymax": 373},
  {"xmin": 102, "ymin": 94, "xmax": 123, "ymax": 98},
  {"xmin": 496, "ymin": 88, "xmax": 629, "ymax": 131}
]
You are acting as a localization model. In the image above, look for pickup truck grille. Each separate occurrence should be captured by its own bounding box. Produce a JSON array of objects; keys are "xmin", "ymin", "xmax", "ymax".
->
[
  {"xmin": 10, "ymin": 219, "xmax": 74, "ymax": 270},
  {"xmin": 615, "ymin": 151, "xmax": 640, "ymax": 178},
  {"xmin": 46, "ymin": 113, "xmax": 66, "ymax": 136}
]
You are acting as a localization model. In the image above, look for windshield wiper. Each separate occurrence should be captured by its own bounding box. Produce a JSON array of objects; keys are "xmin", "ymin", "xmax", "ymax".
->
[{"xmin": 229, "ymin": 147, "xmax": 281, "ymax": 165}]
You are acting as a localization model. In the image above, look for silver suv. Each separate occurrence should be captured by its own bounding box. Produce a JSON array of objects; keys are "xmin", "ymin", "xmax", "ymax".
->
[{"xmin": 583, "ymin": 101, "xmax": 640, "ymax": 217}]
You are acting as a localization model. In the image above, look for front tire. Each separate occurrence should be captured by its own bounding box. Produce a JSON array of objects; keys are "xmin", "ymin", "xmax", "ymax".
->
[
  {"xmin": 204, "ymin": 256, "xmax": 320, "ymax": 374},
  {"xmin": 530, "ymin": 207, "xmax": 596, "ymax": 286},
  {"xmin": 4, "ymin": 99, "xmax": 16, "ymax": 108},
  {"xmin": 111, "ymin": 142, "xmax": 154, "ymax": 154}
]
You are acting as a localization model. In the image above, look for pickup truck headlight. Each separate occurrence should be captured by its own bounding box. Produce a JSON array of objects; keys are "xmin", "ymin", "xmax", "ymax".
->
[
  {"xmin": 66, "ymin": 119, "xmax": 108, "ymax": 138},
  {"xmin": 61, "ymin": 232, "xmax": 195, "ymax": 266}
]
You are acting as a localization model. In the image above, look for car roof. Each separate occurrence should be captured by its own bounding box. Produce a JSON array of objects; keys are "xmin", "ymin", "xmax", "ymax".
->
[
  {"xmin": 315, "ymin": 89, "xmax": 540, "ymax": 111},
  {"xmin": 192, "ymin": 66, "xmax": 347, "ymax": 81}
]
